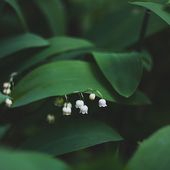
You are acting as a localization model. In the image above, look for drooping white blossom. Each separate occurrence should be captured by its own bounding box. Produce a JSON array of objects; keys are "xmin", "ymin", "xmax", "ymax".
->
[
  {"xmin": 80, "ymin": 105, "xmax": 88, "ymax": 114},
  {"xmin": 62, "ymin": 106, "xmax": 72, "ymax": 116},
  {"xmin": 75, "ymin": 100, "xmax": 84, "ymax": 108},
  {"xmin": 98, "ymin": 99, "xmax": 107, "ymax": 107}
]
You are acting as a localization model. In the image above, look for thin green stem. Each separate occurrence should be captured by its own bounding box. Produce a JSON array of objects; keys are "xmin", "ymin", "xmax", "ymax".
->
[{"xmin": 137, "ymin": 9, "xmax": 151, "ymax": 52}]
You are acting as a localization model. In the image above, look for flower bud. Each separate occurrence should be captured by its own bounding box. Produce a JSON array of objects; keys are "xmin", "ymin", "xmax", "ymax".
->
[{"xmin": 89, "ymin": 93, "xmax": 96, "ymax": 100}]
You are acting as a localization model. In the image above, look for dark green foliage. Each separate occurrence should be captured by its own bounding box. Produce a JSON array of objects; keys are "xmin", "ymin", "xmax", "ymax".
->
[{"xmin": 0, "ymin": 0, "xmax": 169, "ymax": 169}]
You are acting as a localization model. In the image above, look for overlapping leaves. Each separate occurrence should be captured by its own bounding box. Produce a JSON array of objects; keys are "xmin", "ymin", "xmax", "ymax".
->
[{"xmin": 20, "ymin": 119, "xmax": 123, "ymax": 155}]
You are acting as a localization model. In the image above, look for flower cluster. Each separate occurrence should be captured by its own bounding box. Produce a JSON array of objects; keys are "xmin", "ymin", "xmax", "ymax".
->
[
  {"xmin": 61, "ymin": 93, "xmax": 107, "ymax": 116},
  {"xmin": 2, "ymin": 72, "xmax": 17, "ymax": 108},
  {"xmin": 2, "ymin": 81, "xmax": 13, "ymax": 107},
  {"xmin": 75, "ymin": 100, "xmax": 88, "ymax": 114},
  {"xmin": 3, "ymin": 82, "xmax": 11, "ymax": 95}
]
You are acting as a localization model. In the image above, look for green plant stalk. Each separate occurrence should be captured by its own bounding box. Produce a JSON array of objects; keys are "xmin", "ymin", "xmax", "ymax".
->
[{"xmin": 137, "ymin": 9, "xmax": 151, "ymax": 52}]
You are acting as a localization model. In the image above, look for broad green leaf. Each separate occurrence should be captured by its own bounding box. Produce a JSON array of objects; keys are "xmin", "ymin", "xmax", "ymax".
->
[
  {"xmin": 93, "ymin": 52, "xmax": 143, "ymax": 97},
  {"xmin": 131, "ymin": 1, "xmax": 170, "ymax": 25},
  {"xmin": 33, "ymin": 0, "xmax": 66, "ymax": 35},
  {"xmin": 11, "ymin": 60, "xmax": 114, "ymax": 107},
  {"xmin": 120, "ymin": 90, "xmax": 151, "ymax": 105},
  {"xmin": 0, "ymin": 92, "xmax": 7, "ymax": 104},
  {"xmin": 19, "ymin": 36, "xmax": 94, "ymax": 72},
  {"xmin": 20, "ymin": 119, "xmax": 123, "ymax": 155},
  {"xmin": 11, "ymin": 60, "xmax": 150, "ymax": 107},
  {"xmin": 0, "ymin": 33, "xmax": 49, "ymax": 59},
  {"xmin": 5, "ymin": 0, "xmax": 28, "ymax": 31},
  {"xmin": 127, "ymin": 126, "xmax": 170, "ymax": 170},
  {"xmin": 0, "ymin": 148, "xmax": 70, "ymax": 170}
]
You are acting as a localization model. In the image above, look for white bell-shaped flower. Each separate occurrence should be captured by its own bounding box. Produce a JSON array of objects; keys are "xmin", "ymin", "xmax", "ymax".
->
[
  {"xmin": 62, "ymin": 106, "xmax": 72, "ymax": 116},
  {"xmin": 89, "ymin": 93, "xmax": 96, "ymax": 100},
  {"xmin": 3, "ymin": 88, "xmax": 11, "ymax": 95},
  {"xmin": 98, "ymin": 99, "xmax": 107, "ymax": 107},
  {"xmin": 80, "ymin": 105, "xmax": 88, "ymax": 114},
  {"xmin": 46, "ymin": 114, "xmax": 55, "ymax": 124},
  {"xmin": 3, "ymin": 82, "xmax": 11, "ymax": 89},
  {"xmin": 75, "ymin": 100, "xmax": 84, "ymax": 108},
  {"xmin": 5, "ymin": 98, "xmax": 12, "ymax": 107}
]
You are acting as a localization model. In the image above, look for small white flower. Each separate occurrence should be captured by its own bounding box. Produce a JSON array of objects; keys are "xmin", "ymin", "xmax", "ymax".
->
[
  {"xmin": 47, "ymin": 114, "xmax": 55, "ymax": 124},
  {"xmin": 62, "ymin": 106, "xmax": 72, "ymax": 116},
  {"xmin": 3, "ymin": 88, "xmax": 11, "ymax": 95},
  {"xmin": 89, "ymin": 93, "xmax": 96, "ymax": 100},
  {"xmin": 5, "ymin": 98, "xmax": 12, "ymax": 107},
  {"xmin": 98, "ymin": 99, "xmax": 107, "ymax": 107},
  {"xmin": 75, "ymin": 100, "xmax": 84, "ymax": 108},
  {"xmin": 3, "ymin": 82, "xmax": 11, "ymax": 89},
  {"xmin": 80, "ymin": 105, "xmax": 88, "ymax": 114}
]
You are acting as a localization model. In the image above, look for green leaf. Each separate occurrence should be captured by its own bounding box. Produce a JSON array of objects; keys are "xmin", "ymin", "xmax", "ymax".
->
[
  {"xmin": 93, "ymin": 52, "xmax": 143, "ymax": 97},
  {"xmin": 0, "ymin": 33, "xmax": 49, "ymax": 59},
  {"xmin": 81, "ymin": 0, "xmax": 166, "ymax": 50},
  {"xmin": 12, "ymin": 60, "xmax": 150, "ymax": 107},
  {"xmin": 131, "ymin": 1, "xmax": 170, "ymax": 25},
  {"xmin": 0, "ymin": 148, "xmax": 70, "ymax": 170},
  {"xmin": 120, "ymin": 90, "xmax": 151, "ymax": 105},
  {"xmin": 19, "ymin": 36, "xmax": 94, "ymax": 72},
  {"xmin": 127, "ymin": 126, "xmax": 170, "ymax": 170},
  {"xmin": 12, "ymin": 60, "xmax": 114, "ymax": 107},
  {"xmin": 33, "ymin": 0, "xmax": 66, "ymax": 35},
  {"xmin": 5, "ymin": 0, "xmax": 28, "ymax": 31},
  {"xmin": 20, "ymin": 119, "xmax": 123, "ymax": 155},
  {"xmin": 0, "ymin": 92, "xmax": 7, "ymax": 104}
]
